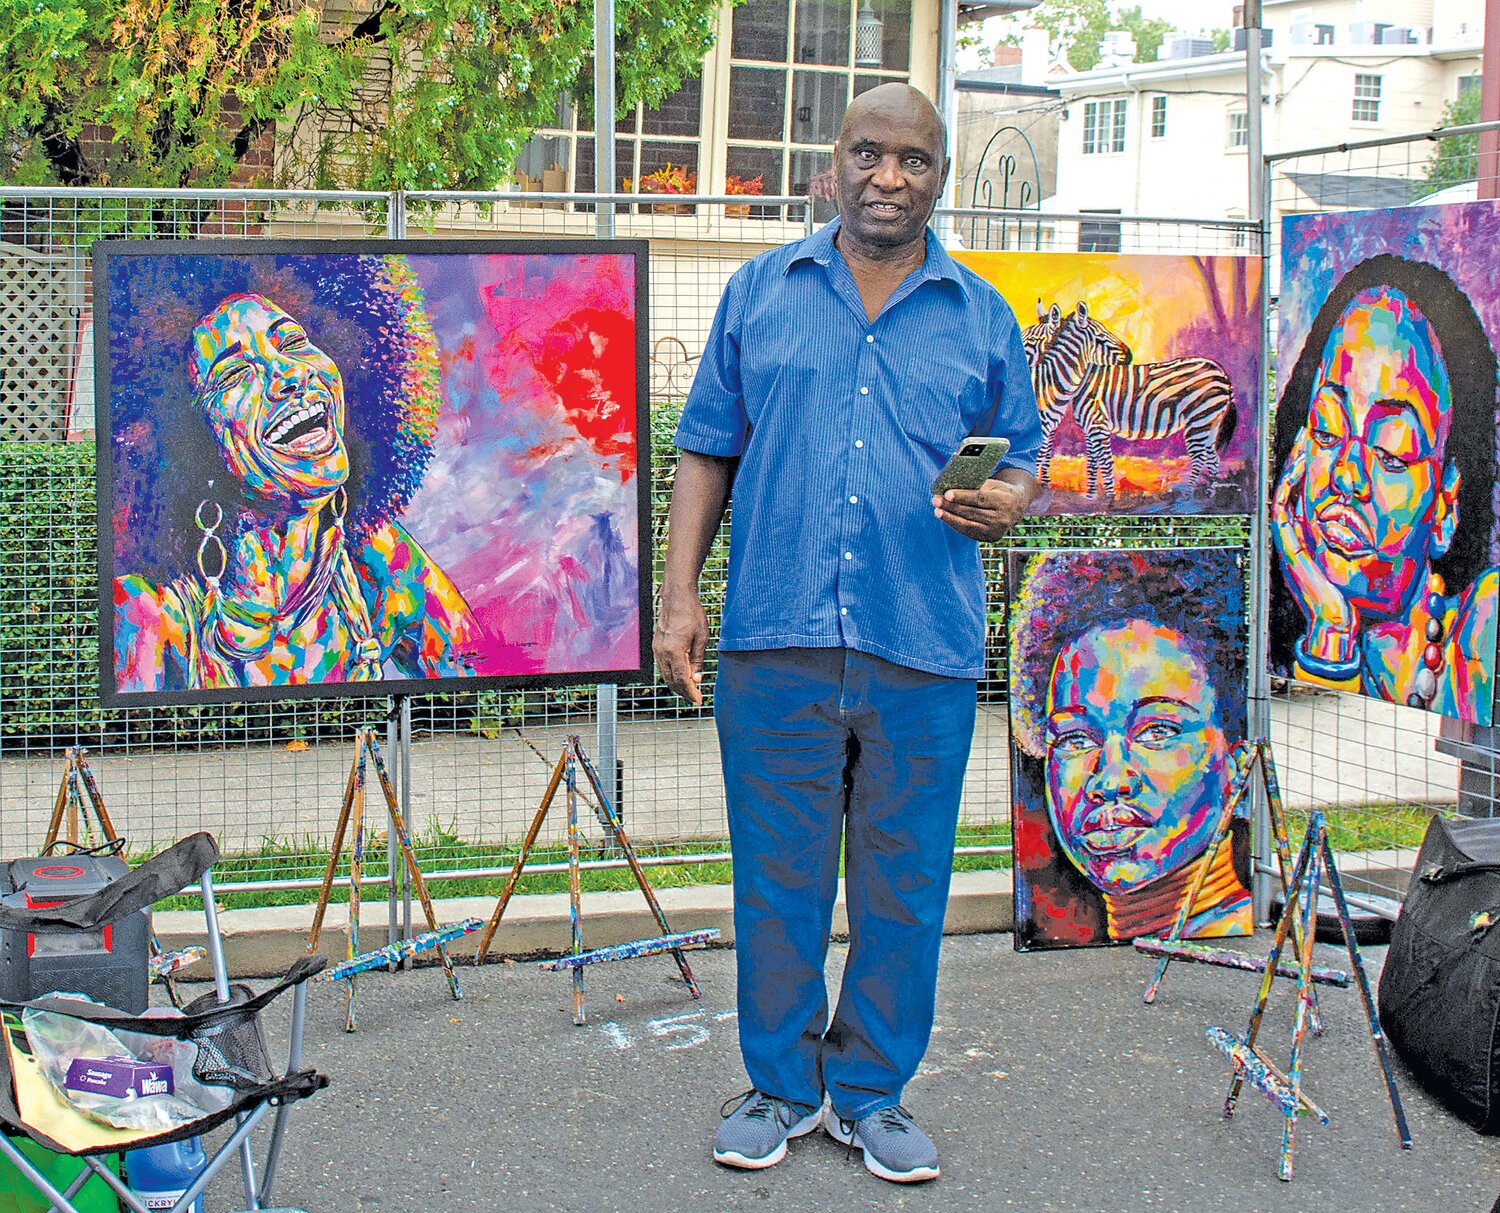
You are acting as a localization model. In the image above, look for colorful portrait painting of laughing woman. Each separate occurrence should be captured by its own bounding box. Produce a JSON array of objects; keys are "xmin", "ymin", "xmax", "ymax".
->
[
  {"xmin": 100, "ymin": 246, "xmax": 644, "ymax": 703},
  {"xmin": 1007, "ymin": 548, "xmax": 1252, "ymax": 951},
  {"xmin": 1273, "ymin": 203, "xmax": 1500, "ymax": 726}
]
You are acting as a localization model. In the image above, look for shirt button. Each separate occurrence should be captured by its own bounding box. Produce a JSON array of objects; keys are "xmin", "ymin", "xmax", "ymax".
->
[
  {"xmin": 844, "ymin": 551, "xmax": 852, "ymax": 560},
  {"xmin": 860, "ymin": 386, "xmax": 869, "ymax": 396},
  {"xmin": 840, "ymin": 607, "xmax": 848, "ymax": 616},
  {"xmin": 854, "ymin": 440, "xmax": 864, "ymax": 449},
  {"xmin": 849, "ymin": 495, "xmax": 858, "ymax": 504},
  {"xmin": 866, "ymin": 334, "xmax": 875, "ymax": 343}
]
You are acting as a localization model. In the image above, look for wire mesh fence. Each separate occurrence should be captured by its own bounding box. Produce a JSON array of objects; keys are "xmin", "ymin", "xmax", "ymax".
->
[
  {"xmin": 1262, "ymin": 121, "xmax": 1500, "ymax": 909},
  {"xmin": 0, "ymin": 185, "xmax": 1255, "ymax": 898}
]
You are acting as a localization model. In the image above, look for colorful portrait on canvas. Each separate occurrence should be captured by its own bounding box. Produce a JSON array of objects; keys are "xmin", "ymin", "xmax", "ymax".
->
[
  {"xmin": 1007, "ymin": 547, "xmax": 1253, "ymax": 951},
  {"xmin": 97, "ymin": 242, "xmax": 647, "ymax": 705},
  {"xmin": 953, "ymin": 252, "xmax": 1262, "ymax": 516},
  {"xmin": 1272, "ymin": 203, "xmax": 1500, "ymax": 726}
]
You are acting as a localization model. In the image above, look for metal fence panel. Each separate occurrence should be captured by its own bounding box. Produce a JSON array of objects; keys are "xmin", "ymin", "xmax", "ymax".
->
[{"xmin": 0, "ymin": 186, "xmax": 1255, "ymax": 896}]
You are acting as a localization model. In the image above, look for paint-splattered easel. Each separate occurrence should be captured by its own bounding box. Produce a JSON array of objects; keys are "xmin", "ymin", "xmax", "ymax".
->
[
  {"xmin": 1135, "ymin": 739, "xmax": 1346, "ymax": 1020},
  {"xmin": 1206, "ymin": 807, "xmax": 1411, "ymax": 1179},
  {"xmin": 307, "ymin": 726, "xmax": 474, "ymax": 1031},
  {"xmin": 474, "ymin": 734, "xmax": 719, "ymax": 1025},
  {"xmin": 43, "ymin": 746, "xmax": 198, "ymax": 1006}
]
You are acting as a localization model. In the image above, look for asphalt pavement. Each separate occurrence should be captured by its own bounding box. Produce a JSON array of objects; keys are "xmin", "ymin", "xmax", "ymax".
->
[{"xmin": 201, "ymin": 932, "xmax": 1499, "ymax": 1213}]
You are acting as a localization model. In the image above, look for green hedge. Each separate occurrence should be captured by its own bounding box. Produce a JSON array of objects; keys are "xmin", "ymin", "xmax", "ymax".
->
[
  {"xmin": 0, "ymin": 423, "xmax": 1243, "ymax": 742},
  {"xmin": 0, "ymin": 410, "xmax": 702, "ymax": 744}
]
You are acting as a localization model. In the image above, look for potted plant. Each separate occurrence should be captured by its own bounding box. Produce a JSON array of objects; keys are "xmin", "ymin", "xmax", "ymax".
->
[
  {"xmin": 634, "ymin": 163, "xmax": 697, "ymax": 214},
  {"xmin": 724, "ymin": 173, "xmax": 765, "ymax": 218}
]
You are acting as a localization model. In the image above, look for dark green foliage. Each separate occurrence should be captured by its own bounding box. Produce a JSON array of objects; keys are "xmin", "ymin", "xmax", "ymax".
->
[
  {"xmin": 1420, "ymin": 85, "xmax": 1483, "ymax": 198},
  {"xmin": 0, "ymin": 0, "xmax": 726, "ymax": 190}
]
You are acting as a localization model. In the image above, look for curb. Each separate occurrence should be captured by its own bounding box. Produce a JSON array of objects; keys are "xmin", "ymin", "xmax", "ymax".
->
[{"xmin": 155, "ymin": 869, "xmax": 1014, "ymax": 978}]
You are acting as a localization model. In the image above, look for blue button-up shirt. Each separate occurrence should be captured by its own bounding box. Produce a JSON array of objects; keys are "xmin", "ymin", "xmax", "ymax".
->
[{"xmin": 675, "ymin": 218, "xmax": 1042, "ymax": 679}]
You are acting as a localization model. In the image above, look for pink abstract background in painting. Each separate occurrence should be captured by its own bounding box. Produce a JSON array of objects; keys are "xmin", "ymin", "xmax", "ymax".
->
[{"xmin": 403, "ymin": 252, "xmax": 641, "ymax": 678}]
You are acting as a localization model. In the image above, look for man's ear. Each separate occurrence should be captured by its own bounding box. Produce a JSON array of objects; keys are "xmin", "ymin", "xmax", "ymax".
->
[{"xmin": 1433, "ymin": 459, "xmax": 1461, "ymax": 557}]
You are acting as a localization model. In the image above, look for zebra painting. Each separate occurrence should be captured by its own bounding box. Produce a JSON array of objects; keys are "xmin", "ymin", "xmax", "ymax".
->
[{"xmin": 1030, "ymin": 302, "xmax": 1236, "ymax": 498}]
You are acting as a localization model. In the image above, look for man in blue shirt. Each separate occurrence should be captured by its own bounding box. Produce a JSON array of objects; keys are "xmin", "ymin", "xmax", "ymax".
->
[{"xmin": 655, "ymin": 83, "xmax": 1042, "ymax": 1184}]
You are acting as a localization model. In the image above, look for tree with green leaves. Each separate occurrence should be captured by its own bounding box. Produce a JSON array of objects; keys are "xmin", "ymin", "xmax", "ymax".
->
[
  {"xmin": 1114, "ymin": 5, "xmax": 1172, "ymax": 64},
  {"xmin": 1026, "ymin": 0, "xmax": 1111, "ymax": 72},
  {"xmin": 0, "ymin": 0, "xmax": 723, "ymax": 189},
  {"xmin": 1420, "ymin": 84, "xmax": 1482, "ymax": 197}
]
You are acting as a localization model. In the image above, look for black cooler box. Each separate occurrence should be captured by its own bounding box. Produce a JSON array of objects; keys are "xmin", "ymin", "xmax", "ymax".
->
[{"xmin": 0, "ymin": 855, "xmax": 150, "ymax": 1012}]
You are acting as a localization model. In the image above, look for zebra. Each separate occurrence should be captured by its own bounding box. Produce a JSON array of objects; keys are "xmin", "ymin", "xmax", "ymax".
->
[
  {"xmin": 1030, "ymin": 301, "xmax": 1236, "ymax": 498},
  {"xmin": 1023, "ymin": 301, "xmax": 1128, "ymax": 497}
]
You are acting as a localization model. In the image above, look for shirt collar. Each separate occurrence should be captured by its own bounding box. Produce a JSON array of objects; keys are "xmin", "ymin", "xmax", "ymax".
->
[{"xmin": 786, "ymin": 215, "xmax": 961, "ymax": 284}]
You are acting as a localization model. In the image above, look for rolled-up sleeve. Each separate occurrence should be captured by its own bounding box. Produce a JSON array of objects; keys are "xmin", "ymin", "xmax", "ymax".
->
[{"xmin": 675, "ymin": 271, "xmax": 749, "ymax": 457}]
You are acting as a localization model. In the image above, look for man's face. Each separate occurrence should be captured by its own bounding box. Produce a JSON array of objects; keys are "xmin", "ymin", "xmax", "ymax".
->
[
  {"xmin": 190, "ymin": 293, "xmax": 349, "ymax": 503},
  {"xmin": 832, "ymin": 91, "xmax": 949, "ymax": 254},
  {"xmin": 1293, "ymin": 286, "xmax": 1455, "ymax": 617},
  {"xmin": 1044, "ymin": 622, "xmax": 1237, "ymax": 893}
]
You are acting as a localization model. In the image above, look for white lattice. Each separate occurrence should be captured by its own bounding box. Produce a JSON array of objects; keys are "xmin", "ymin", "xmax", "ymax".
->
[{"xmin": 0, "ymin": 243, "xmax": 78, "ymax": 441}]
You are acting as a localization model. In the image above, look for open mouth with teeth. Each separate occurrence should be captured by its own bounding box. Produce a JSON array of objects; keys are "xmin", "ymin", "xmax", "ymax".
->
[{"xmin": 263, "ymin": 396, "xmax": 333, "ymax": 449}]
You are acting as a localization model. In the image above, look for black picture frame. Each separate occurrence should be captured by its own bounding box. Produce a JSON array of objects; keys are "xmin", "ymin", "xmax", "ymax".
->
[{"xmin": 93, "ymin": 237, "xmax": 653, "ymax": 708}]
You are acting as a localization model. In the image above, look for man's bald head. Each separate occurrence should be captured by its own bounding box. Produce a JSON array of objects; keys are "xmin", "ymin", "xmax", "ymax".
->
[{"xmin": 837, "ymin": 83, "xmax": 947, "ymax": 162}]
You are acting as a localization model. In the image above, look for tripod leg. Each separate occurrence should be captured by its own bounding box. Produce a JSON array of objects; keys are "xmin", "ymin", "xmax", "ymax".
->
[
  {"xmin": 1227, "ymin": 823, "xmax": 1314, "ymax": 1118},
  {"xmin": 574, "ymin": 739, "xmax": 700, "ymax": 997},
  {"xmin": 365, "ymin": 736, "xmax": 463, "ymax": 1000},
  {"xmin": 1259, "ymin": 742, "xmax": 1323, "ymax": 1036},
  {"xmin": 566, "ymin": 749, "xmax": 586, "ymax": 1026},
  {"xmin": 345, "ymin": 751, "xmax": 368, "ymax": 1034},
  {"xmin": 1278, "ymin": 830, "xmax": 1323, "ymax": 1182},
  {"xmin": 43, "ymin": 750, "xmax": 70, "ymax": 851},
  {"xmin": 1144, "ymin": 762, "xmax": 1255, "ymax": 1004},
  {"xmin": 308, "ymin": 737, "xmax": 362, "ymax": 952},
  {"xmin": 475, "ymin": 752, "xmax": 566, "ymax": 964},
  {"xmin": 1319, "ymin": 829, "xmax": 1412, "ymax": 1150}
]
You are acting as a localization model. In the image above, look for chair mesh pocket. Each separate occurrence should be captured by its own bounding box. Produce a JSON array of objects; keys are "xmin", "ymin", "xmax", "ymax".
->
[{"xmin": 183, "ymin": 985, "xmax": 274, "ymax": 1091}]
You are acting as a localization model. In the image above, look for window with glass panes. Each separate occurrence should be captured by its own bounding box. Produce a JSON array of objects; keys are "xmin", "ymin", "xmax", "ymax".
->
[
  {"xmin": 1150, "ymin": 95, "xmax": 1166, "ymax": 139},
  {"xmin": 513, "ymin": 72, "xmax": 707, "ymax": 196},
  {"xmin": 727, "ymin": 0, "xmax": 914, "ymax": 220},
  {"xmin": 1082, "ymin": 99, "xmax": 1126, "ymax": 154},
  {"xmin": 1227, "ymin": 111, "xmax": 1248, "ymax": 148},
  {"xmin": 1352, "ymin": 73, "xmax": 1382, "ymax": 123}
]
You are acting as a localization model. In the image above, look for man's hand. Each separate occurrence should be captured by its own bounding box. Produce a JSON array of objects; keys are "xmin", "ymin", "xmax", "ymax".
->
[
  {"xmin": 653, "ymin": 590, "xmax": 710, "ymax": 705},
  {"xmin": 933, "ymin": 469, "xmax": 1037, "ymax": 542}
]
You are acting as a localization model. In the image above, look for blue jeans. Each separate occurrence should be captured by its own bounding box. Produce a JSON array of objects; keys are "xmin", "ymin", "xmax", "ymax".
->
[{"xmin": 713, "ymin": 647, "xmax": 976, "ymax": 1120}]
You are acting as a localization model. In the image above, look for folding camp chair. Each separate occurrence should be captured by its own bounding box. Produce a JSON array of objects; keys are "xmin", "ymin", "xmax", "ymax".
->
[{"xmin": 0, "ymin": 832, "xmax": 328, "ymax": 1213}]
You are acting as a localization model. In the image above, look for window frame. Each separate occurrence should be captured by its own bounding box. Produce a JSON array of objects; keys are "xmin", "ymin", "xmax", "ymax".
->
[
  {"xmin": 1352, "ymin": 72, "xmax": 1382, "ymax": 124},
  {"xmin": 1083, "ymin": 98, "xmax": 1127, "ymax": 156},
  {"xmin": 1227, "ymin": 111, "xmax": 1248, "ymax": 151},
  {"xmin": 1149, "ymin": 94, "xmax": 1167, "ymax": 140}
]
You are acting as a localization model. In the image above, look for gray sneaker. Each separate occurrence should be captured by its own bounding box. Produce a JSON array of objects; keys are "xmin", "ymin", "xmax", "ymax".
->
[
  {"xmin": 824, "ymin": 1104, "xmax": 940, "ymax": 1183},
  {"xmin": 713, "ymin": 1089, "xmax": 821, "ymax": 1170}
]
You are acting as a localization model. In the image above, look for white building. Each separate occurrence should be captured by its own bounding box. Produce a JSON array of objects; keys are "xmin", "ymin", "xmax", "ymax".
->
[{"xmin": 1047, "ymin": 0, "xmax": 1485, "ymax": 242}]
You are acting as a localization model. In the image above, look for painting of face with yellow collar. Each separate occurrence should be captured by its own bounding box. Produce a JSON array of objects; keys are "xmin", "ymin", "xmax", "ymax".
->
[
  {"xmin": 1007, "ymin": 547, "xmax": 1252, "ymax": 952},
  {"xmin": 1272, "ymin": 206, "xmax": 1500, "ymax": 726}
]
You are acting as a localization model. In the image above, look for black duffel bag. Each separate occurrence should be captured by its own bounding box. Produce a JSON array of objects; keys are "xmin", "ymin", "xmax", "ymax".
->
[{"xmin": 1378, "ymin": 814, "xmax": 1500, "ymax": 1133}]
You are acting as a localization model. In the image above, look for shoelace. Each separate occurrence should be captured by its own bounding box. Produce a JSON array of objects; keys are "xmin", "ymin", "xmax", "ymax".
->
[
  {"xmin": 721, "ymin": 1089, "xmax": 791, "ymax": 1125},
  {"xmin": 839, "ymin": 1105, "xmax": 915, "ymax": 1160}
]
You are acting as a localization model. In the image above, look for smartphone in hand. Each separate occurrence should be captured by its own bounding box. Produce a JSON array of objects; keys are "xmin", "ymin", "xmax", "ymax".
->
[{"xmin": 931, "ymin": 437, "xmax": 1012, "ymax": 496}]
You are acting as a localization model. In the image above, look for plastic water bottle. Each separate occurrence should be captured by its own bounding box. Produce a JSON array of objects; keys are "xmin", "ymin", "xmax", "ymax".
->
[{"xmin": 123, "ymin": 1138, "xmax": 206, "ymax": 1212}]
